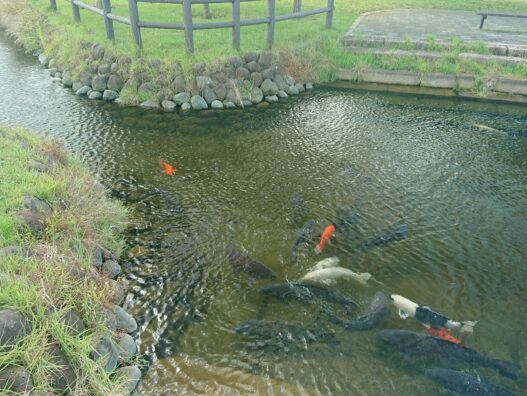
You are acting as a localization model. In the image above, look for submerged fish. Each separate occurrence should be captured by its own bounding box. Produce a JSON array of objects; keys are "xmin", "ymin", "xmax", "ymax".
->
[
  {"xmin": 360, "ymin": 224, "xmax": 409, "ymax": 250},
  {"xmin": 334, "ymin": 207, "xmax": 360, "ymax": 234},
  {"xmin": 329, "ymin": 292, "xmax": 389, "ymax": 331},
  {"xmin": 311, "ymin": 256, "xmax": 340, "ymax": 271},
  {"xmin": 376, "ymin": 330, "xmax": 521, "ymax": 380},
  {"xmin": 315, "ymin": 224, "xmax": 336, "ymax": 253},
  {"xmin": 225, "ymin": 244, "xmax": 277, "ymax": 280},
  {"xmin": 290, "ymin": 220, "xmax": 318, "ymax": 260},
  {"xmin": 234, "ymin": 320, "xmax": 339, "ymax": 349},
  {"xmin": 426, "ymin": 368, "xmax": 515, "ymax": 396},
  {"xmin": 160, "ymin": 161, "xmax": 176, "ymax": 175},
  {"xmin": 259, "ymin": 282, "xmax": 359, "ymax": 309},
  {"xmin": 391, "ymin": 294, "xmax": 476, "ymax": 333},
  {"xmin": 473, "ymin": 123, "xmax": 506, "ymax": 134},
  {"xmin": 301, "ymin": 267, "xmax": 372, "ymax": 286}
]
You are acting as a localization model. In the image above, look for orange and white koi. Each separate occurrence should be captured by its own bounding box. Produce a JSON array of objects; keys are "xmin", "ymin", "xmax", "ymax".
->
[
  {"xmin": 160, "ymin": 161, "xmax": 176, "ymax": 175},
  {"xmin": 315, "ymin": 224, "xmax": 336, "ymax": 253}
]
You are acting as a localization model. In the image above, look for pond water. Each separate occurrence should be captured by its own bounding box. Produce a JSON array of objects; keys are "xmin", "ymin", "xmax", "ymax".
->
[{"xmin": 1, "ymin": 33, "xmax": 527, "ymax": 395}]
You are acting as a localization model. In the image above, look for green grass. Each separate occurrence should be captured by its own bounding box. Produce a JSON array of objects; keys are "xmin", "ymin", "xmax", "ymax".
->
[{"xmin": 0, "ymin": 126, "xmax": 129, "ymax": 394}]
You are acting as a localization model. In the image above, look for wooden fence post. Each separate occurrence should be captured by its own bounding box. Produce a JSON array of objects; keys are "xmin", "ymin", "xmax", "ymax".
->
[
  {"xmin": 326, "ymin": 0, "xmax": 334, "ymax": 28},
  {"xmin": 232, "ymin": 0, "xmax": 240, "ymax": 50},
  {"xmin": 203, "ymin": 4, "xmax": 211, "ymax": 19},
  {"xmin": 101, "ymin": 0, "xmax": 115, "ymax": 40},
  {"xmin": 50, "ymin": 0, "xmax": 57, "ymax": 10},
  {"xmin": 267, "ymin": 0, "xmax": 275, "ymax": 49},
  {"xmin": 293, "ymin": 0, "xmax": 301, "ymax": 13},
  {"xmin": 183, "ymin": 0, "xmax": 194, "ymax": 53},
  {"xmin": 71, "ymin": 0, "xmax": 81, "ymax": 21},
  {"xmin": 127, "ymin": 0, "xmax": 142, "ymax": 48}
]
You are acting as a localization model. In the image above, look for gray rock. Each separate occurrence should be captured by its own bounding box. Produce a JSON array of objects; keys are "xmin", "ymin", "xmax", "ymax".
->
[
  {"xmin": 123, "ymin": 78, "xmax": 139, "ymax": 92},
  {"xmin": 91, "ymin": 334, "xmax": 119, "ymax": 373},
  {"xmin": 196, "ymin": 75, "xmax": 213, "ymax": 89},
  {"xmin": 107, "ymin": 75, "xmax": 124, "ymax": 91},
  {"xmin": 224, "ymin": 66, "xmax": 236, "ymax": 78},
  {"xmin": 305, "ymin": 82, "xmax": 313, "ymax": 90},
  {"xmin": 88, "ymin": 63, "xmax": 98, "ymax": 74},
  {"xmin": 110, "ymin": 62, "xmax": 119, "ymax": 74},
  {"xmin": 91, "ymin": 245, "xmax": 104, "ymax": 269},
  {"xmin": 277, "ymin": 90, "xmax": 288, "ymax": 99},
  {"xmin": 76, "ymin": 85, "xmax": 91, "ymax": 95},
  {"xmin": 0, "ymin": 246, "xmax": 32, "ymax": 258},
  {"xmin": 88, "ymin": 91, "xmax": 102, "ymax": 100},
  {"xmin": 173, "ymin": 92, "xmax": 190, "ymax": 105},
  {"xmin": 244, "ymin": 52, "xmax": 259, "ymax": 63},
  {"xmin": 173, "ymin": 76, "xmax": 186, "ymax": 93},
  {"xmin": 62, "ymin": 71, "xmax": 73, "ymax": 87},
  {"xmin": 118, "ymin": 56, "xmax": 132, "ymax": 67},
  {"xmin": 149, "ymin": 59, "xmax": 163, "ymax": 69},
  {"xmin": 80, "ymin": 72, "xmax": 93, "ymax": 87},
  {"xmin": 115, "ymin": 333, "xmax": 137, "ymax": 362},
  {"xmin": 295, "ymin": 82, "xmax": 305, "ymax": 93},
  {"xmin": 92, "ymin": 44, "xmax": 105, "ymax": 60},
  {"xmin": 0, "ymin": 310, "xmax": 30, "ymax": 350},
  {"xmin": 258, "ymin": 51, "xmax": 274, "ymax": 69},
  {"xmin": 260, "ymin": 78, "xmax": 279, "ymax": 96},
  {"xmin": 106, "ymin": 279, "xmax": 127, "ymax": 305},
  {"xmin": 202, "ymin": 86, "xmax": 218, "ymax": 104},
  {"xmin": 285, "ymin": 85, "xmax": 299, "ymax": 95},
  {"xmin": 48, "ymin": 67, "xmax": 58, "ymax": 76},
  {"xmin": 274, "ymin": 74, "xmax": 288, "ymax": 91},
  {"xmin": 285, "ymin": 75, "xmax": 296, "ymax": 85},
  {"xmin": 249, "ymin": 87, "xmax": 263, "ymax": 104},
  {"xmin": 91, "ymin": 76, "xmax": 108, "ymax": 92},
  {"xmin": 28, "ymin": 159, "xmax": 49, "ymax": 172},
  {"xmin": 103, "ymin": 90, "xmax": 118, "ymax": 101},
  {"xmin": 72, "ymin": 80, "xmax": 83, "ymax": 91},
  {"xmin": 112, "ymin": 306, "xmax": 137, "ymax": 333},
  {"xmin": 211, "ymin": 71, "xmax": 228, "ymax": 84},
  {"xmin": 38, "ymin": 53, "xmax": 49, "ymax": 67},
  {"xmin": 245, "ymin": 61, "xmax": 261, "ymax": 73},
  {"xmin": 211, "ymin": 100, "xmax": 223, "ymax": 109},
  {"xmin": 171, "ymin": 61, "xmax": 182, "ymax": 74},
  {"xmin": 225, "ymin": 89, "xmax": 239, "ymax": 105},
  {"xmin": 192, "ymin": 62, "xmax": 206, "ymax": 75},
  {"xmin": 23, "ymin": 196, "xmax": 52, "ymax": 216},
  {"xmin": 251, "ymin": 72, "xmax": 263, "ymax": 88},
  {"xmin": 229, "ymin": 56, "xmax": 244, "ymax": 68},
  {"xmin": 50, "ymin": 77, "xmax": 62, "ymax": 83},
  {"xmin": 0, "ymin": 366, "xmax": 33, "ymax": 393},
  {"xmin": 138, "ymin": 82, "xmax": 153, "ymax": 94},
  {"xmin": 181, "ymin": 102, "xmax": 191, "ymax": 111},
  {"xmin": 190, "ymin": 95, "xmax": 208, "ymax": 110},
  {"xmin": 47, "ymin": 343, "xmax": 76, "ymax": 393},
  {"xmin": 213, "ymin": 83, "xmax": 227, "ymax": 101},
  {"xmin": 223, "ymin": 101, "xmax": 236, "ymax": 109},
  {"xmin": 15, "ymin": 210, "xmax": 47, "ymax": 234},
  {"xmin": 236, "ymin": 67, "xmax": 250, "ymax": 81},
  {"xmin": 115, "ymin": 365, "xmax": 141, "ymax": 394},
  {"xmin": 98, "ymin": 63, "xmax": 111, "ymax": 76},
  {"xmin": 265, "ymin": 95, "xmax": 279, "ymax": 103},
  {"xmin": 60, "ymin": 310, "xmax": 85, "ymax": 336},
  {"xmin": 261, "ymin": 68, "xmax": 276, "ymax": 80},
  {"xmin": 101, "ymin": 260, "xmax": 122, "ymax": 279},
  {"xmin": 139, "ymin": 100, "xmax": 160, "ymax": 109},
  {"xmin": 240, "ymin": 99, "xmax": 252, "ymax": 107},
  {"xmin": 161, "ymin": 100, "xmax": 176, "ymax": 111}
]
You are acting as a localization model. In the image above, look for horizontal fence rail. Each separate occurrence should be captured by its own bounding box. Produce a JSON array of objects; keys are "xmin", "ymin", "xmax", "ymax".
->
[{"xmin": 57, "ymin": 0, "xmax": 334, "ymax": 53}]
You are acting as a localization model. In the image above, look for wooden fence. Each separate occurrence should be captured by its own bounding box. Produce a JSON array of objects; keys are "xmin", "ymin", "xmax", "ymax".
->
[{"xmin": 49, "ymin": 0, "xmax": 334, "ymax": 53}]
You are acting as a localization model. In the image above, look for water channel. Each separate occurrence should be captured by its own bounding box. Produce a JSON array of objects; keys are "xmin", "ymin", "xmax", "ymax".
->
[{"xmin": 1, "ymin": 33, "xmax": 526, "ymax": 395}]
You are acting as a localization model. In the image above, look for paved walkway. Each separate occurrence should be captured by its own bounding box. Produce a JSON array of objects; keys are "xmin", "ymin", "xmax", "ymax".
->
[{"xmin": 344, "ymin": 10, "xmax": 527, "ymax": 47}]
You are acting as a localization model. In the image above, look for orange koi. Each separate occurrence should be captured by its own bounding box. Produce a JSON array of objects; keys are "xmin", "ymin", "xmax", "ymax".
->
[
  {"xmin": 160, "ymin": 161, "xmax": 176, "ymax": 175},
  {"xmin": 424, "ymin": 324, "xmax": 461, "ymax": 344},
  {"xmin": 315, "ymin": 224, "xmax": 336, "ymax": 253}
]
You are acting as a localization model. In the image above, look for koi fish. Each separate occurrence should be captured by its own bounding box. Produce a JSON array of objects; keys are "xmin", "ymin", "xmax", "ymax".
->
[
  {"xmin": 160, "ymin": 161, "xmax": 176, "ymax": 175},
  {"xmin": 423, "ymin": 324, "xmax": 461, "ymax": 344},
  {"xmin": 315, "ymin": 224, "xmax": 335, "ymax": 253},
  {"xmin": 311, "ymin": 256, "xmax": 340, "ymax": 271},
  {"xmin": 301, "ymin": 266, "xmax": 371, "ymax": 286},
  {"xmin": 391, "ymin": 294, "xmax": 477, "ymax": 333}
]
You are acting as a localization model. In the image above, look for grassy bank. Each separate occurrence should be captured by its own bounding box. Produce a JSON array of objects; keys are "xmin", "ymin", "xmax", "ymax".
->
[{"xmin": 0, "ymin": 125, "xmax": 129, "ymax": 394}]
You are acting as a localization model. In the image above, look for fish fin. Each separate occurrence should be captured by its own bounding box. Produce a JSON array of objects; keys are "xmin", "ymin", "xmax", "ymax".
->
[
  {"xmin": 398, "ymin": 309, "xmax": 409, "ymax": 319},
  {"xmin": 357, "ymin": 272, "xmax": 372, "ymax": 284},
  {"xmin": 460, "ymin": 321, "xmax": 477, "ymax": 333},
  {"xmin": 321, "ymin": 279, "xmax": 336, "ymax": 286}
]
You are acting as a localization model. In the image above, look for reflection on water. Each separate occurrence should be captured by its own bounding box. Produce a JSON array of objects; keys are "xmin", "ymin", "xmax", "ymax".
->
[{"xmin": 1, "ymin": 32, "xmax": 527, "ymax": 395}]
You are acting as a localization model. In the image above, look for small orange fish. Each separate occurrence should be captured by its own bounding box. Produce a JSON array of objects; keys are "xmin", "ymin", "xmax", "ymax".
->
[
  {"xmin": 424, "ymin": 325, "xmax": 461, "ymax": 344},
  {"xmin": 315, "ymin": 224, "xmax": 336, "ymax": 253},
  {"xmin": 160, "ymin": 161, "xmax": 176, "ymax": 175}
]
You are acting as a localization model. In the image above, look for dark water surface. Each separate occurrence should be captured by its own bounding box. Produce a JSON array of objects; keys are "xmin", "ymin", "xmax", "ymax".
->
[{"xmin": 1, "ymin": 33, "xmax": 527, "ymax": 395}]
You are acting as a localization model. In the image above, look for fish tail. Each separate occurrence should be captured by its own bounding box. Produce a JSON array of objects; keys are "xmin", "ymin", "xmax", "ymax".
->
[
  {"xmin": 460, "ymin": 321, "xmax": 477, "ymax": 333},
  {"xmin": 357, "ymin": 272, "xmax": 372, "ymax": 284}
]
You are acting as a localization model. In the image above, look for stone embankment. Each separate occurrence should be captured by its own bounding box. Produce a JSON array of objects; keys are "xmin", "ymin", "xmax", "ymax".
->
[
  {"xmin": 0, "ymin": 132, "xmax": 139, "ymax": 395},
  {"xmin": 37, "ymin": 44, "xmax": 313, "ymax": 111}
]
